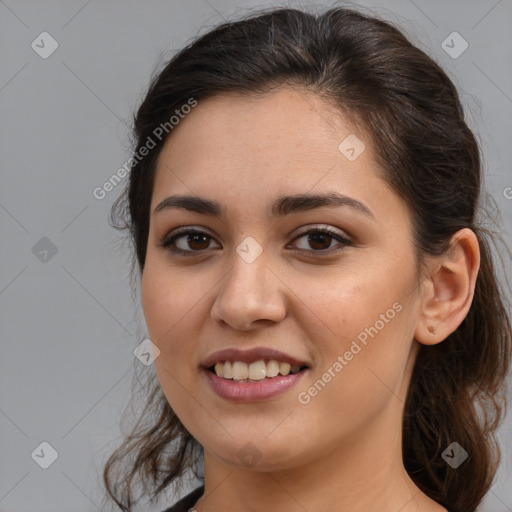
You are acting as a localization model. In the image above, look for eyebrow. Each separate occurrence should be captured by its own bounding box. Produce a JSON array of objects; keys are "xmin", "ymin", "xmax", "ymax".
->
[{"xmin": 154, "ymin": 192, "xmax": 376, "ymax": 221}]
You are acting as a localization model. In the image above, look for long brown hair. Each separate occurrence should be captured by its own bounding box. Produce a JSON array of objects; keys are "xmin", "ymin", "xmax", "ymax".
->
[{"xmin": 103, "ymin": 6, "xmax": 512, "ymax": 511}]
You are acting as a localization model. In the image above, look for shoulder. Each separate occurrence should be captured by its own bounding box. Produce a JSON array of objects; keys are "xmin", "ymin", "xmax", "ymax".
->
[{"xmin": 160, "ymin": 485, "xmax": 205, "ymax": 512}]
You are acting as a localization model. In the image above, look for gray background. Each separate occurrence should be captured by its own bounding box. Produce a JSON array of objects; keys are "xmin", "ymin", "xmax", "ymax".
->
[{"xmin": 1, "ymin": 0, "xmax": 511, "ymax": 511}]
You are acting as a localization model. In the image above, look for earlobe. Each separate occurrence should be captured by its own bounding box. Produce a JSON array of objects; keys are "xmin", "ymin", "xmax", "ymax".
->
[
  {"xmin": 427, "ymin": 325, "xmax": 436, "ymax": 335},
  {"xmin": 414, "ymin": 228, "xmax": 480, "ymax": 346}
]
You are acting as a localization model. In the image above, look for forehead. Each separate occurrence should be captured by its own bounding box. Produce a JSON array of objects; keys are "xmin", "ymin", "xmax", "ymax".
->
[
  {"xmin": 169, "ymin": 88, "xmax": 348, "ymax": 146},
  {"xmin": 153, "ymin": 88, "xmax": 374, "ymax": 191}
]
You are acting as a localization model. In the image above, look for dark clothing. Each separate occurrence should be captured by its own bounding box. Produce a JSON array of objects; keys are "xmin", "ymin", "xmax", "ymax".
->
[{"xmin": 160, "ymin": 485, "xmax": 204, "ymax": 512}]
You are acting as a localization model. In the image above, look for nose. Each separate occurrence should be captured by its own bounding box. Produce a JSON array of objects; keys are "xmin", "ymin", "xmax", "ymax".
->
[{"xmin": 210, "ymin": 246, "xmax": 287, "ymax": 331}]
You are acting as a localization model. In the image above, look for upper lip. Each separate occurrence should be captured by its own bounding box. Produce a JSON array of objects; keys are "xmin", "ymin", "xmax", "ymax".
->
[{"xmin": 202, "ymin": 347, "xmax": 309, "ymax": 369}]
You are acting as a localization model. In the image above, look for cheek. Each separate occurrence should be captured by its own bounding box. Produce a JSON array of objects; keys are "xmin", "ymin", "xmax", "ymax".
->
[
  {"xmin": 141, "ymin": 266, "xmax": 197, "ymax": 381},
  {"xmin": 141, "ymin": 267, "xmax": 203, "ymax": 421},
  {"xmin": 142, "ymin": 264, "xmax": 195, "ymax": 341},
  {"xmin": 296, "ymin": 265, "xmax": 403, "ymax": 348},
  {"xmin": 141, "ymin": 269, "xmax": 168, "ymax": 345},
  {"xmin": 297, "ymin": 269, "xmax": 413, "ymax": 410},
  {"xmin": 297, "ymin": 312, "xmax": 412, "ymax": 446}
]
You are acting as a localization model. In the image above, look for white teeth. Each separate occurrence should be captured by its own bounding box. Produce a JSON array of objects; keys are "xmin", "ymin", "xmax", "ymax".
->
[
  {"xmin": 213, "ymin": 359, "xmax": 304, "ymax": 381},
  {"xmin": 279, "ymin": 362, "xmax": 291, "ymax": 376},
  {"xmin": 223, "ymin": 361, "xmax": 233, "ymax": 379},
  {"xmin": 248, "ymin": 360, "xmax": 266, "ymax": 380},
  {"xmin": 266, "ymin": 360, "xmax": 280, "ymax": 378},
  {"xmin": 232, "ymin": 361, "xmax": 248, "ymax": 380}
]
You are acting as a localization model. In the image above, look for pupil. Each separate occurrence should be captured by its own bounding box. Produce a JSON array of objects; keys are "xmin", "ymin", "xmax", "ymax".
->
[
  {"xmin": 309, "ymin": 233, "xmax": 330, "ymax": 250},
  {"xmin": 189, "ymin": 234, "xmax": 209, "ymax": 250}
]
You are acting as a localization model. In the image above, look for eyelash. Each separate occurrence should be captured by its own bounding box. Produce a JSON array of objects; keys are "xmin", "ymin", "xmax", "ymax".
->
[{"xmin": 160, "ymin": 226, "xmax": 353, "ymax": 257}]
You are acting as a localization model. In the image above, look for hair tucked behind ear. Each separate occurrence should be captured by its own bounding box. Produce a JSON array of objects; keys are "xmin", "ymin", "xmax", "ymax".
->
[
  {"xmin": 104, "ymin": 5, "xmax": 512, "ymax": 511},
  {"xmin": 403, "ymin": 227, "xmax": 511, "ymax": 510}
]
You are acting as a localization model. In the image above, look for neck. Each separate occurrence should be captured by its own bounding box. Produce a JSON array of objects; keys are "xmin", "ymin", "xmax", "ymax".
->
[{"xmin": 195, "ymin": 404, "xmax": 445, "ymax": 512}]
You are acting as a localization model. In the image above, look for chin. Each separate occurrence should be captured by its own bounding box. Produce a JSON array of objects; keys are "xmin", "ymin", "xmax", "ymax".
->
[{"xmin": 204, "ymin": 432, "xmax": 311, "ymax": 473}]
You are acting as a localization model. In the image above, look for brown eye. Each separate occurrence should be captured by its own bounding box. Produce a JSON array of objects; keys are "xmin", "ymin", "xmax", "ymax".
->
[
  {"xmin": 180, "ymin": 232, "xmax": 211, "ymax": 251},
  {"xmin": 161, "ymin": 226, "xmax": 352, "ymax": 257},
  {"xmin": 301, "ymin": 231, "xmax": 335, "ymax": 251},
  {"xmin": 161, "ymin": 229, "xmax": 220, "ymax": 255},
  {"xmin": 290, "ymin": 227, "xmax": 352, "ymax": 253}
]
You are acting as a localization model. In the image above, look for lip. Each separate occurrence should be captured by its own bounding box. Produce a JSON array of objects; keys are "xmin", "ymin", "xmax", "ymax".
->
[
  {"xmin": 204, "ymin": 367, "xmax": 308, "ymax": 402},
  {"xmin": 201, "ymin": 347, "xmax": 309, "ymax": 369}
]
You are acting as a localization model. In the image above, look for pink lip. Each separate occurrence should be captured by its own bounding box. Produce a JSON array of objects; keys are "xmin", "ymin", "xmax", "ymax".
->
[
  {"xmin": 204, "ymin": 367, "xmax": 308, "ymax": 402},
  {"xmin": 201, "ymin": 347, "xmax": 309, "ymax": 369}
]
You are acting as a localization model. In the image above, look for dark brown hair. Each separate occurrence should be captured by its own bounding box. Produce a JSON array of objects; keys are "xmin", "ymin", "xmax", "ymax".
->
[{"xmin": 103, "ymin": 5, "xmax": 512, "ymax": 512}]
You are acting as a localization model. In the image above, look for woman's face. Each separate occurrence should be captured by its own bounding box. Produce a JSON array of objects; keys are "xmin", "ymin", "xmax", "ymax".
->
[{"xmin": 141, "ymin": 88, "xmax": 425, "ymax": 471}]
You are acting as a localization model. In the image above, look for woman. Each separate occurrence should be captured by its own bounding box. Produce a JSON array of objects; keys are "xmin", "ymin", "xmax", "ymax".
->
[{"xmin": 102, "ymin": 6, "xmax": 512, "ymax": 512}]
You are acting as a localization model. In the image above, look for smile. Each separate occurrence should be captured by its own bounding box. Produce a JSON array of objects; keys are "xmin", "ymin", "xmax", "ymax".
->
[
  {"xmin": 205, "ymin": 365, "xmax": 310, "ymax": 402},
  {"xmin": 211, "ymin": 360, "xmax": 304, "ymax": 381}
]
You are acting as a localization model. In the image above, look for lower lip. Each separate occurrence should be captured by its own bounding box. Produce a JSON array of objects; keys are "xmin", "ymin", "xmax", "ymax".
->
[{"xmin": 204, "ymin": 368, "xmax": 307, "ymax": 402}]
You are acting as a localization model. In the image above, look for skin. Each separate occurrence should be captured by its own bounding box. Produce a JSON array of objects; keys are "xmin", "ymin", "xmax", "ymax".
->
[{"xmin": 141, "ymin": 88, "xmax": 480, "ymax": 512}]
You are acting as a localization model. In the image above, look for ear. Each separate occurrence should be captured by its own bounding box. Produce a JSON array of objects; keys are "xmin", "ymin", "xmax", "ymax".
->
[{"xmin": 414, "ymin": 228, "xmax": 480, "ymax": 346}]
